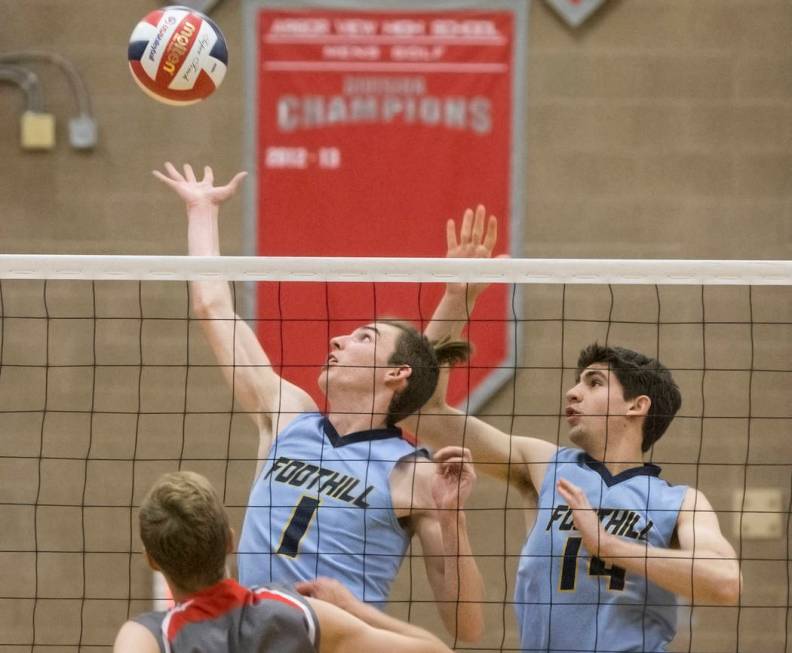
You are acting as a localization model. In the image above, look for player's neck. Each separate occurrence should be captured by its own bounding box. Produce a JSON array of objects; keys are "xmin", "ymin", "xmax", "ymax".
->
[
  {"xmin": 167, "ymin": 578, "xmax": 221, "ymax": 604},
  {"xmin": 326, "ymin": 409, "xmax": 389, "ymax": 436},
  {"xmin": 325, "ymin": 388, "xmax": 391, "ymax": 435},
  {"xmin": 599, "ymin": 456, "xmax": 647, "ymax": 476},
  {"xmin": 586, "ymin": 438, "xmax": 645, "ymax": 475}
]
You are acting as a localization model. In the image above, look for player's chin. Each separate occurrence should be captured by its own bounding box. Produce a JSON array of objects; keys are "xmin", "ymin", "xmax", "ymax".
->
[
  {"xmin": 316, "ymin": 369, "xmax": 330, "ymax": 394},
  {"xmin": 568, "ymin": 426, "xmax": 585, "ymax": 445}
]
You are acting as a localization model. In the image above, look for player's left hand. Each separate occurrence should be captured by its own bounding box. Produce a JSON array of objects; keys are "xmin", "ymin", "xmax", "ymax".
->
[
  {"xmin": 556, "ymin": 478, "xmax": 610, "ymax": 557},
  {"xmin": 295, "ymin": 577, "xmax": 357, "ymax": 612},
  {"xmin": 445, "ymin": 205, "xmax": 499, "ymax": 302},
  {"xmin": 431, "ymin": 446, "xmax": 476, "ymax": 515}
]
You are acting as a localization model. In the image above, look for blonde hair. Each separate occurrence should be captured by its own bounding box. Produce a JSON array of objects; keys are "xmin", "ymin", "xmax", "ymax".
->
[{"xmin": 139, "ymin": 471, "xmax": 230, "ymax": 593}]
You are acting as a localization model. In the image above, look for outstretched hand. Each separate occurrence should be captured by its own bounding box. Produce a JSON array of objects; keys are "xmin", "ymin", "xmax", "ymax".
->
[
  {"xmin": 431, "ymin": 446, "xmax": 476, "ymax": 515},
  {"xmin": 445, "ymin": 205, "xmax": 500, "ymax": 301},
  {"xmin": 153, "ymin": 162, "xmax": 247, "ymax": 209}
]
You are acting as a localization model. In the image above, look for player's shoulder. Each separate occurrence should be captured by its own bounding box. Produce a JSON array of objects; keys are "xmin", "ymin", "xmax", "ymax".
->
[
  {"xmin": 389, "ymin": 450, "xmax": 436, "ymax": 513},
  {"xmin": 554, "ymin": 446, "xmax": 583, "ymax": 462},
  {"xmin": 275, "ymin": 411, "xmax": 323, "ymax": 437},
  {"xmin": 679, "ymin": 485, "xmax": 713, "ymax": 511},
  {"xmin": 114, "ymin": 618, "xmax": 161, "ymax": 653},
  {"xmin": 515, "ymin": 434, "xmax": 560, "ymax": 465},
  {"xmin": 249, "ymin": 586, "xmax": 320, "ymax": 646},
  {"xmin": 390, "ymin": 448, "xmax": 433, "ymax": 483}
]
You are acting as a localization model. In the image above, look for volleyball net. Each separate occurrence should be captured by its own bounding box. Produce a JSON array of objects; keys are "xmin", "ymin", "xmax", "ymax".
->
[{"xmin": 0, "ymin": 255, "xmax": 790, "ymax": 652}]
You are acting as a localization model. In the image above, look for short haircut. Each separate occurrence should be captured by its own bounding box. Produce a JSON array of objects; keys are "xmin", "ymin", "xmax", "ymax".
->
[
  {"xmin": 576, "ymin": 343, "xmax": 682, "ymax": 452},
  {"xmin": 381, "ymin": 319, "xmax": 470, "ymax": 427},
  {"xmin": 139, "ymin": 471, "xmax": 230, "ymax": 593}
]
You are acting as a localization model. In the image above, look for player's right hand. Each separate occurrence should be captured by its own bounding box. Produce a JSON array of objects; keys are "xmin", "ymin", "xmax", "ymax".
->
[
  {"xmin": 431, "ymin": 445, "xmax": 476, "ymax": 513},
  {"xmin": 153, "ymin": 162, "xmax": 247, "ymax": 210},
  {"xmin": 295, "ymin": 577, "xmax": 358, "ymax": 612}
]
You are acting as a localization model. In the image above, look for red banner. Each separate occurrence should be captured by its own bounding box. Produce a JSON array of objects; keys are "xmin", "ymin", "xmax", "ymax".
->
[{"xmin": 252, "ymin": 5, "xmax": 517, "ymax": 410}]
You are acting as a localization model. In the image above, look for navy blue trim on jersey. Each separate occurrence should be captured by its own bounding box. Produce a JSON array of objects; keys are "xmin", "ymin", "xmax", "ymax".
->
[
  {"xmin": 583, "ymin": 453, "xmax": 662, "ymax": 487},
  {"xmin": 322, "ymin": 416, "xmax": 405, "ymax": 448}
]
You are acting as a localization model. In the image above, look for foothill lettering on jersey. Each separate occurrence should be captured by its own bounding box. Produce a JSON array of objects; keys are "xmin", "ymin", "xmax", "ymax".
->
[
  {"xmin": 263, "ymin": 456, "xmax": 375, "ymax": 508},
  {"xmin": 546, "ymin": 504, "xmax": 655, "ymax": 541}
]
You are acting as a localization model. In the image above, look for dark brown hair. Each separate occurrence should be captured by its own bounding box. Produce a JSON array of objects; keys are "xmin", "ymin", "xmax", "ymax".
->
[
  {"xmin": 381, "ymin": 320, "xmax": 470, "ymax": 426},
  {"xmin": 577, "ymin": 343, "xmax": 682, "ymax": 452}
]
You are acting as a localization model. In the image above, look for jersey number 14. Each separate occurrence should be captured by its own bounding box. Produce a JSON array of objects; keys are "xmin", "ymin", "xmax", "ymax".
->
[{"xmin": 561, "ymin": 536, "xmax": 626, "ymax": 591}]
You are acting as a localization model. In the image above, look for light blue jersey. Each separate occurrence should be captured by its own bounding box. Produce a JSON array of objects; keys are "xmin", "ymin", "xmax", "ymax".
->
[
  {"xmin": 238, "ymin": 412, "xmax": 425, "ymax": 604},
  {"xmin": 516, "ymin": 447, "xmax": 688, "ymax": 652}
]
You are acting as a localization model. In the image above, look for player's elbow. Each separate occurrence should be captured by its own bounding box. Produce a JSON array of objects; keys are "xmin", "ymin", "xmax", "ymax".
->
[
  {"xmin": 443, "ymin": 607, "xmax": 484, "ymax": 643},
  {"xmin": 703, "ymin": 566, "xmax": 741, "ymax": 606},
  {"xmin": 456, "ymin": 616, "xmax": 485, "ymax": 643},
  {"xmin": 713, "ymin": 571, "xmax": 742, "ymax": 606}
]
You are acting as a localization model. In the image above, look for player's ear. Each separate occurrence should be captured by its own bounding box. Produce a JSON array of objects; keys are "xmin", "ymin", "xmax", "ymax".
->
[
  {"xmin": 385, "ymin": 364, "xmax": 412, "ymax": 391},
  {"xmin": 143, "ymin": 550, "xmax": 160, "ymax": 572},
  {"xmin": 227, "ymin": 528, "xmax": 236, "ymax": 555},
  {"xmin": 627, "ymin": 394, "xmax": 651, "ymax": 417}
]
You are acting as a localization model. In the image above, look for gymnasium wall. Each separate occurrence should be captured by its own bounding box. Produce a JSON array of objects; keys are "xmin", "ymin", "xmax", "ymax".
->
[{"xmin": 0, "ymin": 1, "xmax": 789, "ymax": 651}]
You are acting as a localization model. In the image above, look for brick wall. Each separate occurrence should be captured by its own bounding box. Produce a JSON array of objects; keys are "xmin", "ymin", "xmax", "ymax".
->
[{"xmin": 0, "ymin": 1, "xmax": 789, "ymax": 651}]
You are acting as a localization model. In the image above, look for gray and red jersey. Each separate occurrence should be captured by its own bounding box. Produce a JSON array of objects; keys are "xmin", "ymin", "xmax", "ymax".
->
[{"xmin": 133, "ymin": 579, "xmax": 319, "ymax": 653}]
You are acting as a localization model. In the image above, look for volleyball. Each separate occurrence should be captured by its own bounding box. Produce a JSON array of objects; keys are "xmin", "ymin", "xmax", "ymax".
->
[{"xmin": 127, "ymin": 5, "xmax": 228, "ymax": 106}]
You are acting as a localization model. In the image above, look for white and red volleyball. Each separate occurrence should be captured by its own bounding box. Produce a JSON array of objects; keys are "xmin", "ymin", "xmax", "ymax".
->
[{"xmin": 128, "ymin": 6, "xmax": 228, "ymax": 105}]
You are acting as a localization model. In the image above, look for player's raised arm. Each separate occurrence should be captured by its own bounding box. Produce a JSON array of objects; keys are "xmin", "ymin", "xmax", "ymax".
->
[
  {"xmin": 407, "ymin": 207, "xmax": 556, "ymax": 492},
  {"xmin": 423, "ymin": 204, "xmax": 498, "ymax": 346},
  {"xmin": 300, "ymin": 578, "xmax": 453, "ymax": 653},
  {"xmin": 557, "ymin": 480, "xmax": 742, "ymax": 605},
  {"xmin": 153, "ymin": 163, "xmax": 316, "ymax": 449}
]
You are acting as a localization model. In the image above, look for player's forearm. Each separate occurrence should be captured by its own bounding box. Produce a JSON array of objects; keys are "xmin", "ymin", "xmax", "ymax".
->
[
  {"xmin": 598, "ymin": 533, "xmax": 741, "ymax": 605},
  {"xmin": 420, "ymin": 286, "xmax": 480, "ymax": 422},
  {"xmin": 342, "ymin": 597, "xmax": 448, "ymax": 647},
  {"xmin": 185, "ymin": 201, "xmax": 235, "ymax": 318},
  {"xmin": 437, "ymin": 511, "xmax": 485, "ymax": 641},
  {"xmin": 424, "ymin": 286, "xmax": 476, "ymax": 344},
  {"xmin": 186, "ymin": 200, "xmax": 220, "ymax": 256},
  {"xmin": 410, "ymin": 403, "xmax": 464, "ymax": 455}
]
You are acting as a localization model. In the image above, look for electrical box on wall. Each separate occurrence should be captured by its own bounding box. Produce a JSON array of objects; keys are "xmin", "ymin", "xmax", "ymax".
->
[
  {"xmin": 1, "ymin": 51, "xmax": 97, "ymax": 152},
  {"xmin": 733, "ymin": 488, "xmax": 784, "ymax": 540},
  {"xmin": 21, "ymin": 110, "xmax": 55, "ymax": 150}
]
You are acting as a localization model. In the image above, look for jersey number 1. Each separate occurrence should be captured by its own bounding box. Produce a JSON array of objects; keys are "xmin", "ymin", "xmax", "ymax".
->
[
  {"xmin": 277, "ymin": 496, "xmax": 320, "ymax": 558},
  {"xmin": 560, "ymin": 536, "xmax": 626, "ymax": 591}
]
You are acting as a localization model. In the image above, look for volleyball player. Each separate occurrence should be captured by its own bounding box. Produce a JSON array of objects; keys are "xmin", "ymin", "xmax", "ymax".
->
[
  {"xmin": 114, "ymin": 470, "xmax": 456, "ymax": 653},
  {"xmin": 152, "ymin": 163, "xmax": 484, "ymax": 641},
  {"xmin": 410, "ymin": 210, "xmax": 742, "ymax": 652}
]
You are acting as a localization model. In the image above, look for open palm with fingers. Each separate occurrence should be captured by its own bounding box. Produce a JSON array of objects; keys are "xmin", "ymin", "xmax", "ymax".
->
[
  {"xmin": 556, "ymin": 477, "xmax": 609, "ymax": 557},
  {"xmin": 153, "ymin": 162, "xmax": 247, "ymax": 209},
  {"xmin": 445, "ymin": 204, "xmax": 499, "ymax": 302}
]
